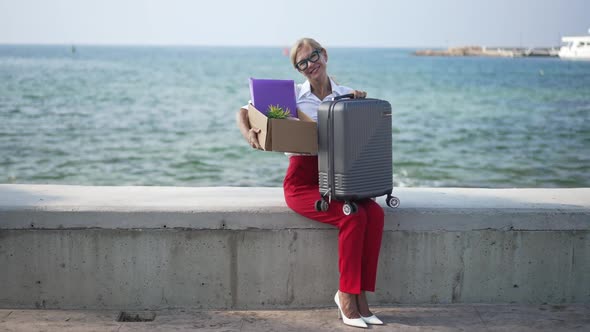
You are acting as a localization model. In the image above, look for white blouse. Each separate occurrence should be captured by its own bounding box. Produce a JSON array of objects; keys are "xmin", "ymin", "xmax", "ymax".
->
[{"xmin": 295, "ymin": 78, "xmax": 354, "ymax": 122}]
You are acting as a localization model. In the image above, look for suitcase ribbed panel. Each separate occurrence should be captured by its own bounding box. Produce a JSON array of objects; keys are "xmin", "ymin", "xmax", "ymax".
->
[
  {"xmin": 318, "ymin": 98, "xmax": 393, "ymax": 201},
  {"xmin": 319, "ymin": 172, "xmax": 329, "ymax": 191},
  {"xmin": 334, "ymin": 102, "xmax": 392, "ymax": 199}
]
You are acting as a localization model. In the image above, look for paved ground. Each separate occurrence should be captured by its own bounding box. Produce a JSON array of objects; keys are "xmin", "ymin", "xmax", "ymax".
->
[{"xmin": 1, "ymin": 304, "xmax": 589, "ymax": 331}]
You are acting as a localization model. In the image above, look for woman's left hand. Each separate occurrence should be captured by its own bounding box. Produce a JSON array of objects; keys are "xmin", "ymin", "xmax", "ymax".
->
[{"xmin": 352, "ymin": 90, "xmax": 367, "ymax": 99}]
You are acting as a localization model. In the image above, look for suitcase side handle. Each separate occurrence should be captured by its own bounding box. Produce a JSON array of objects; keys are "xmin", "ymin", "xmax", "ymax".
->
[{"xmin": 332, "ymin": 93, "xmax": 355, "ymax": 101}]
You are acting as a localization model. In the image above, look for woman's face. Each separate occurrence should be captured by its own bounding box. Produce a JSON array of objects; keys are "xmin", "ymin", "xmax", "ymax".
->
[{"xmin": 295, "ymin": 43, "xmax": 328, "ymax": 81}]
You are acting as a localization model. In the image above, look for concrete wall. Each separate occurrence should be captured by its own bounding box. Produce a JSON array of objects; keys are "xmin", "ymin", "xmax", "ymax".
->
[{"xmin": 0, "ymin": 185, "xmax": 589, "ymax": 310}]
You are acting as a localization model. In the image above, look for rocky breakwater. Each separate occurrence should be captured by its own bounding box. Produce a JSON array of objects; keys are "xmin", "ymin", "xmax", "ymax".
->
[{"xmin": 414, "ymin": 46, "xmax": 558, "ymax": 57}]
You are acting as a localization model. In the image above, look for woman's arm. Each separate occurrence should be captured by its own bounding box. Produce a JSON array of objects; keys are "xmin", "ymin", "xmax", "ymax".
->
[{"xmin": 236, "ymin": 107, "xmax": 262, "ymax": 150}]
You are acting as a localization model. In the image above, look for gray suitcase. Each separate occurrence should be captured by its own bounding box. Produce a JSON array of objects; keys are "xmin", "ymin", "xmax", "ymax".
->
[{"xmin": 315, "ymin": 94, "xmax": 400, "ymax": 215}]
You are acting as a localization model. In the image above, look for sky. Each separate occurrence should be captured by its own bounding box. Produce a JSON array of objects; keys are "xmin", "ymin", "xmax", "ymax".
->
[{"xmin": 0, "ymin": 0, "xmax": 588, "ymax": 48}]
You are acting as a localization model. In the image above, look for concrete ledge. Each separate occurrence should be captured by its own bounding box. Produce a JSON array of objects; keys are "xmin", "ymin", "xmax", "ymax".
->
[
  {"xmin": 1, "ymin": 185, "xmax": 588, "ymax": 231},
  {"xmin": 0, "ymin": 185, "xmax": 589, "ymax": 309}
]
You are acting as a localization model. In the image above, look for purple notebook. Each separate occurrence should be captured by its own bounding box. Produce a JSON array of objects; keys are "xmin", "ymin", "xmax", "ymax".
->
[{"xmin": 249, "ymin": 78, "xmax": 297, "ymax": 117}]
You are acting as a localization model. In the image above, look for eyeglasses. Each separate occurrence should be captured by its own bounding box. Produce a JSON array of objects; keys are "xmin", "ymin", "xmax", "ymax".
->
[{"xmin": 295, "ymin": 49, "xmax": 322, "ymax": 71}]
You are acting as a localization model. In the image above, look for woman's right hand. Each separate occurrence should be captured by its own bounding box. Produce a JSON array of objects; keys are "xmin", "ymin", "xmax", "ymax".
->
[
  {"xmin": 237, "ymin": 107, "xmax": 263, "ymax": 150},
  {"xmin": 248, "ymin": 127, "xmax": 262, "ymax": 150}
]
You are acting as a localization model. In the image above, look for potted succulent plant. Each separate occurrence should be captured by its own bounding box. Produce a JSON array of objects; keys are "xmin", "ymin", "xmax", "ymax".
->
[{"xmin": 267, "ymin": 104, "xmax": 295, "ymax": 120}]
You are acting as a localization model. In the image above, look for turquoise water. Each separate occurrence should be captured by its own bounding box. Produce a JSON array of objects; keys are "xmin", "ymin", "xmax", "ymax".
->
[{"xmin": 1, "ymin": 45, "xmax": 589, "ymax": 187}]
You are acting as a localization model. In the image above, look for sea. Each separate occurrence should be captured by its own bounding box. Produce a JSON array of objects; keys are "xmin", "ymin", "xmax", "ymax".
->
[{"xmin": 1, "ymin": 45, "xmax": 589, "ymax": 188}]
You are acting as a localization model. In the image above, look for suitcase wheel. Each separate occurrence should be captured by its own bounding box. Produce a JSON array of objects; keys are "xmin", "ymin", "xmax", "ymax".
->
[
  {"xmin": 315, "ymin": 199, "xmax": 329, "ymax": 212},
  {"xmin": 386, "ymin": 195, "xmax": 400, "ymax": 208},
  {"xmin": 342, "ymin": 202, "xmax": 358, "ymax": 215}
]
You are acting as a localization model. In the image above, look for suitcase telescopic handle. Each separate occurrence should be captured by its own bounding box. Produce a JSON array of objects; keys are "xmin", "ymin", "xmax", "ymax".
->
[{"xmin": 332, "ymin": 93, "xmax": 355, "ymax": 101}]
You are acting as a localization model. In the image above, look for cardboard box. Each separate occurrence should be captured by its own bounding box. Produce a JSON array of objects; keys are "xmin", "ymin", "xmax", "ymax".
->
[{"xmin": 247, "ymin": 103, "xmax": 318, "ymax": 154}]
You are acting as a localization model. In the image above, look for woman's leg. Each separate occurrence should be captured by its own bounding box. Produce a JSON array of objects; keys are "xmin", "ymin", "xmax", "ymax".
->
[
  {"xmin": 283, "ymin": 156, "xmax": 381, "ymax": 319},
  {"xmin": 285, "ymin": 185, "xmax": 369, "ymax": 294},
  {"xmin": 357, "ymin": 291, "xmax": 372, "ymax": 317},
  {"xmin": 286, "ymin": 188, "xmax": 369, "ymax": 319},
  {"xmin": 356, "ymin": 199, "xmax": 385, "ymax": 317},
  {"xmin": 336, "ymin": 205, "xmax": 368, "ymax": 294},
  {"xmin": 359, "ymin": 199, "xmax": 385, "ymax": 292},
  {"xmin": 284, "ymin": 156, "xmax": 369, "ymax": 320}
]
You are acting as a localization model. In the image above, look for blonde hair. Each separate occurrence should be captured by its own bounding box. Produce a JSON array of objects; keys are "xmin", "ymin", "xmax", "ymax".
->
[{"xmin": 289, "ymin": 37, "xmax": 324, "ymax": 69}]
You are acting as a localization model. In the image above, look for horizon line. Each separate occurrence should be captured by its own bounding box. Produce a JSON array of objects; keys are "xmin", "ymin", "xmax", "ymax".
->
[{"xmin": 0, "ymin": 42, "xmax": 563, "ymax": 49}]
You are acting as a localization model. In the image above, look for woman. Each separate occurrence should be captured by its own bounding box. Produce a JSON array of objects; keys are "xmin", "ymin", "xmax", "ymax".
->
[{"xmin": 236, "ymin": 37, "xmax": 385, "ymax": 328}]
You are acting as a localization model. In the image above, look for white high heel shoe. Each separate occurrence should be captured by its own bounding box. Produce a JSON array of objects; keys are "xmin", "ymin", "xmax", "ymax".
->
[
  {"xmin": 361, "ymin": 314, "xmax": 384, "ymax": 325},
  {"xmin": 334, "ymin": 292, "xmax": 367, "ymax": 328}
]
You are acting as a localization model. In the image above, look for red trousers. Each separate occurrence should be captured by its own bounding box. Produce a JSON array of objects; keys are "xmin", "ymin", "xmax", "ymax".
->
[{"xmin": 283, "ymin": 155, "xmax": 384, "ymax": 294}]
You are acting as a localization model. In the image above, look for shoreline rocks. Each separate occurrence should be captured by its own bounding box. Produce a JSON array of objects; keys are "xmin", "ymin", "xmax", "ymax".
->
[{"xmin": 414, "ymin": 46, "xmax": 558, "ymax": 57}]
